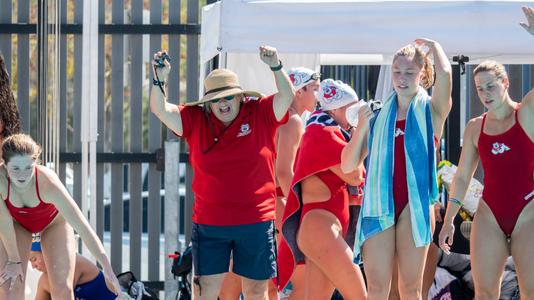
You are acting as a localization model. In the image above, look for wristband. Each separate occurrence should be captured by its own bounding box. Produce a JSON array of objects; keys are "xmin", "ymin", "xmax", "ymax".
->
[
  {"xmin": 448, "ymin": 197, "xmax": 464, "ymax": 207},
  {"xmin": 270, "ymin": 60, "xmax": 283, "ymax": 72},
  {"xmin": 6, "ymin": 261, "xmax": 21, "ymax": 265},
  {"xmin": 153, "ymin": 78, "xmax": 165, "ymax": 86}
]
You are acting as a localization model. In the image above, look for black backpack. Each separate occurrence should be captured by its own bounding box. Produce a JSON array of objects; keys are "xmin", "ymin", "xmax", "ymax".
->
[{"xmin": 171, "ymin": 246, "xmax": 193, "ymax": 277}]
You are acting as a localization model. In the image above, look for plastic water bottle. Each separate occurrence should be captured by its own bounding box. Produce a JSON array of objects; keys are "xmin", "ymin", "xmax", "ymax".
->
[{"xmin": 345, "ymin": 101, "xmax": 365, "ymax": 127}]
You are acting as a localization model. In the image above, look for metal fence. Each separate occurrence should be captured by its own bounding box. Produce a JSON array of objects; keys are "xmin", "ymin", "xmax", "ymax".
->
[
  {"xmin": 1, "ymin": 0, "xmax": 533, "ymax": 294},
  {"xmin": 0, "ymin": 0, "xmax": 200, "ymax": 289}
]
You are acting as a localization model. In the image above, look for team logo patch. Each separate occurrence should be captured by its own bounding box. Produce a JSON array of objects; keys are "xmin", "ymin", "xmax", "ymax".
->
[
  {"xmin": 237, "ymin": 123, "xmax": 251, "ymax": 137},
  {"xmin": 395, "ymin": 128, "xmax": 405, "ymax": 137},
  {"xmin": 491, "ymin": 142, "xmax": 510, "ymax": 155},
  {"xmin": 321, "ymin": 84, "xmax": 343, "ymax": 104}
]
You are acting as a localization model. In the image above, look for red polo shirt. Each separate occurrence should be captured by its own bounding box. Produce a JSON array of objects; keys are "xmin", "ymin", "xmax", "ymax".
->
[{"xmin": 178, "ymin": 95, "xmax": 288, "ymax": 225}]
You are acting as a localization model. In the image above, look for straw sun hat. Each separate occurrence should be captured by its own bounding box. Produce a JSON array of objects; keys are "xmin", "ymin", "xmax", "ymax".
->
[{"xmin": 186, "ymin": 69, "xmax": 262, "ymax": 106}]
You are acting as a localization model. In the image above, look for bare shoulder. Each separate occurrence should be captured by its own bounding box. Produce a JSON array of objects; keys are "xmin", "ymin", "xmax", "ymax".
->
[
  {"xmin": 36, "ymin": 166, "xmax": 61, "ymax": 187},
  {"xmin": 465, "ymin": 116, "xmax": 483, "ymax": 146},
  {"xmin": 35, "ymin": 166, "xmax": 64, "ymax": 199},
  {"xmin": 279, "ymin": 114, "xmax": 304, "ymax": 136},
  {"xmin": 466, "ymin": 115, "xmax": 483, "ymax": 129},
  {"xmin": 287, "ymin": 113, "xmax": 304, "ymax": 127},
  {"xmin": 518, "ymin": 102, "xmax": 534, "ymax": 137},
  {"xmin": 37, "ymin": 273, "xmax": 50, "ymax": 291}
]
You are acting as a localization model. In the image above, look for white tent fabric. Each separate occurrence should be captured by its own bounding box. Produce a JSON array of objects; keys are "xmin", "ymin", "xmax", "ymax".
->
[
  {"xmin": 201, "ymin": 0, "xmax": 534, "ymax": 65},
  {"xmin": 201, "ymin": 0, "xmax": 534, "ymax": 96},
  {"xmin": 226, "ymin": 53, "xmax": 320, "ymax": 95}
]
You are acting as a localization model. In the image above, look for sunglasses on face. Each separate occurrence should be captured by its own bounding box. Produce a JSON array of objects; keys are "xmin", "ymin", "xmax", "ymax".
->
[{"xmin": 210, "ymin": 95, "xmax": 236, "ymax": 104}]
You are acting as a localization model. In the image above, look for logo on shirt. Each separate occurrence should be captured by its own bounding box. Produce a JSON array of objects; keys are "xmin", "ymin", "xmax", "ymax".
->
[
  {"xmin": 491, "ymin": 142, "xmax": 510, "ymax": 155},
  {"xmin": 394, "ymin": 128, "xmax": 405, "ymax": 137},
  {"xmin": 237, "ymin": 123, "xmax": 251, "ymax": 137}
]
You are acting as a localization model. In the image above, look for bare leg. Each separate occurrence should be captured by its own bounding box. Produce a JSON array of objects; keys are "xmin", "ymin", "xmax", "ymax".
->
[
  {"xmin": 471, "ymin": 200, "xmax": 508, "ymax": 300},
  {"xmin": 287, "ymin": 265, "xmax": 305, "ymax": 300},
  {"xmin": 423, "ymin": 206, "xmax": 439, "ymax": 300},
  {"xmin": 510, "ymin": 201, "xmax": 534, "ymax": 300},
  {"xmin": 298, "ymin": 210, "xmax": 367, "ymax": 300},
  {"xmin": 193, "ymin": 273, "xmax": 225, "ymax": 300},
  {"xmin": 388, "ymin": 259, "xmax": 400, "ymax": 300},
  {"xmin": 362, "ymin": 226, "xmax": 396, "ymax": 300},
  {"xmin": 422, "ymin": 244, "xmax": 440, "ymax": 300},
  {"xmin": 241, "ymin": 277, "xmax": 269, "ymax": 300},
  {"xmin": 40, "ymin": 217, "xmax": 76, "ymax": 299},
  {"xmin": 395, "ymin": 207, "xmax": 429, "ymax": 300},
  {"xmin": 0, "ymin": 222, "xmax": 32, "ymax": 300},
  {"xmin": 219, "ymin": 270, "xmax": 242, "ymax": 300},
  {"xmin": 268, "ymin": 279, "xmax": 279, "ymax": 300},
  {"xmin": 303, "ymin": 259, "xmax": 334, "ymax": 300}
]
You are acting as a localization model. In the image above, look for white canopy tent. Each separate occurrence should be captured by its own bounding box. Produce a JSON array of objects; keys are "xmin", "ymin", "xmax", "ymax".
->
[{"xmin": 201, "ymin": 0, "xmax": 534, "ymax": 95}]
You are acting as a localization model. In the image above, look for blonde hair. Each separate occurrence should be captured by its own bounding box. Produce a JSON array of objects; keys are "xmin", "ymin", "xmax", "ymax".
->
[
  {"xmin": 473, "ymin": 60, "xmax": 508, "ymax": 81},
  {"xmin": 1, "ymin": 134, "xmax": 42, "ymax": 163},
  {"xmin": 393, "ymin": 44, "xmax": 434, "ymax": 89}
]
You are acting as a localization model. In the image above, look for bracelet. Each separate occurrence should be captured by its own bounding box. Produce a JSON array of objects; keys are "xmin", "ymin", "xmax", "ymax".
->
[
  {"xmin": 6, "ymin": 261, "xmax": 21, "ymax": 265},
  {"xmin": 270, "ymin": 60, "xmax": 283, "ymax": 72},
  {"xmin": 153, "ymin": 78, "xmax": 165, "ymax": 86},
  {"xmin": 448, "ymin": 197, "xmax": 464, "ymax": 207}
]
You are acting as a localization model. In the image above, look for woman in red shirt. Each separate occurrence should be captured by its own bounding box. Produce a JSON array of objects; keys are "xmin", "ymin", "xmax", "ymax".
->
[{"xmin": 150, "ymin": 46, "xmax": 294, "ymax": 300}]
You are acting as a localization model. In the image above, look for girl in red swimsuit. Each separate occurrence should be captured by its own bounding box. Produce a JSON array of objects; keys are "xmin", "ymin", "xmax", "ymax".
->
[
  {"xmin": 278, "ymin": 79, "xmax": 367, "ymax": 299},
  {"xmin": 0, "ymin": 134, "xmax": 121, "ymax": 299},
  {"xmin": 440, "ymin": 9, "xmax": 534, "ymax": 299}
]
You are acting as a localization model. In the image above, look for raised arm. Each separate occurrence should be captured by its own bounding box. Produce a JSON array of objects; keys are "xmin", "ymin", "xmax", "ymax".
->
[
  {"xmin": 0, "ymin": 172, "xmax": 24, "ymax": 290},
  {"xmin": 340, "ymin": 104, "xmax": 373, "ymax": 174},
  {"xmin": 415, "ymin": 38, "xmax": 452, "ymax": 138},
  {"xmin": 520, "ymin": 7, "xmax": 534, "ymax": 116},
  {"xmin": 275, "ymin": 115, "xmax": 303, "ymax": 197},
  {"xmin": 38, "ymin": 168, "xmax": 121, "ymax": 295},
  {"xmin": 439, "ymin": 119, "xmax": 481, "ymax": 254},
  {"xmin": 149, "ymin": 51, "xmax": 184, "ymax": 136},
  {"xmin": 259, "ymin": 45, "xmax": 295, "ymax": 121}
]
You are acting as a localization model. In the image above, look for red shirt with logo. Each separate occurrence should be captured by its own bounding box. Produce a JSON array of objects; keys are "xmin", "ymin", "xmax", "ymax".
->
[{"xmin": 178, "ymin": 95, "xmax": 288, "ymax": 225}]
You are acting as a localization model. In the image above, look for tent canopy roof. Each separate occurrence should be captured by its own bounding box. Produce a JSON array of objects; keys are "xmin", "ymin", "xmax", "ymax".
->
[{"xmin": 201, "ymin": 0, "xmax": 534, "ymax": 65}]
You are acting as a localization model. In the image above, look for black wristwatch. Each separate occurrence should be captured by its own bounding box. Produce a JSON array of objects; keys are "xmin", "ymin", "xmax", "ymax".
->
[
  {"xmin": 153, "ymin": 78, "xmax": 165, "ymax": 86},
  {"xmin": 270, "ymin": 60, "xmax": 283, "ymax": 72}
]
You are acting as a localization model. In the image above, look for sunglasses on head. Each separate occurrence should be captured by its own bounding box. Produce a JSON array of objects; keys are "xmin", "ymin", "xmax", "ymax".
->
[
  {"xmin": 210, "ymin": 95, "xmax": 236, "ymax": 104},
  {"xmin": 303, "ymin": 72, "xmax": 320, "ymax": 85}
]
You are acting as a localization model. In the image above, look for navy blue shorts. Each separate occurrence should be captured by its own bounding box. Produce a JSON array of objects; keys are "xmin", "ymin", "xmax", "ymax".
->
[{"xmin": 191, "ymin": 221, "xmax": 277, "ymax": 280}]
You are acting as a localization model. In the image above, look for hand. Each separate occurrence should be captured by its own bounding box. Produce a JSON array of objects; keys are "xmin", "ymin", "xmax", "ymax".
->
[
  {"xmin": 103, "ymin": 266, "xmax": 122, "ymax": 296},
  {"xmin": 414, "ymin": 38, "xmax": 436, "ymax": 55},
  {"xmin": 259, "ymin": 45, "xmax": 280, "ymax": 68},
  {"xmin": 0, "ymin": 263, "xmax": 23, "ymax": 290},
  {"xmin": 520, "ymin": 6, "xmax": 534, "ymax": 36},
  {"xmin": 434, "ymin": 203, "xmax": 445, "ymax": 223},
  {"xmin": 356, "ymin": 103, "xmax": 373, "ymax": 130},
  {"xmin": 438, "ymin": 221, "xmax": 455, "ymax": 255},
  {"xmin": 152, "ymin": 50, "xmax": 171, "ymax": 82}
]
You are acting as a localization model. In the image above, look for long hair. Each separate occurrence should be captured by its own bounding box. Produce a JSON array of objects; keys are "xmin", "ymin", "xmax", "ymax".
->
[
  {"xmin": 0, "ymin": 53, "xmax": 22, "ymax": 138},
  {"xmin": 393, "ymin": 44, "xmax": 434, "ymax": 89},
  {"xmin": 2, "ymin": 134, "xmax": 42, "ymax": 164}
]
